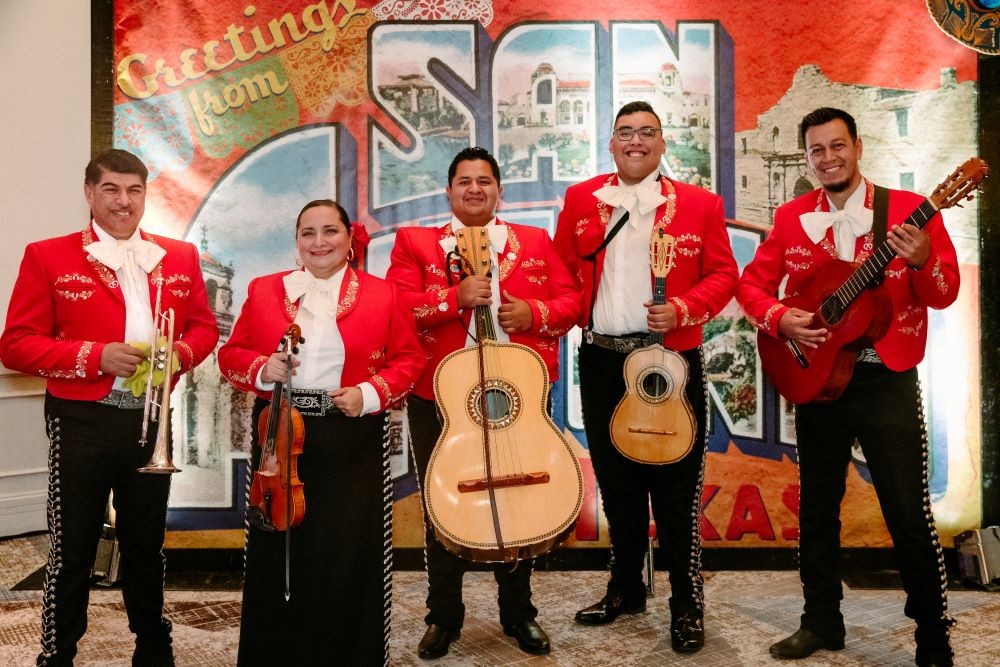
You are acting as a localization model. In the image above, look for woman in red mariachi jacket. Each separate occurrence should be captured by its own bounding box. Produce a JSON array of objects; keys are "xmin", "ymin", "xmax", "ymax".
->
[{"xmin": 218, "ymin": 199, "xmax": 424, "ymax": 666}]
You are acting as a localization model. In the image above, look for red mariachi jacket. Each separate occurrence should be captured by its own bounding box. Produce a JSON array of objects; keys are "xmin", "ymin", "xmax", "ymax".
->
[
  {"xmin": 386, "ymin": 220, "xmax": 580, "ymax": 401},
  {"xmin": 553, "ymin": 173, "xmax": 739, "ymax": 351},
  {"xmin": 217, "ymin": 267, "xmax": 424, "ymax": 411},
  {"xmin": 736, "ymin": 183, "xmax": 960, "ymax": 371},
  {"xmin": 0, "ymin": 225, "xmax": 220, "ymax": 400}
]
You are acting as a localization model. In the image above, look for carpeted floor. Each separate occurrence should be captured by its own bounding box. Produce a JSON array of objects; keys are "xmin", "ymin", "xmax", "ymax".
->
[{"xmin": 2, "ymin": 534, "xmax": 999, "ymax": 666}]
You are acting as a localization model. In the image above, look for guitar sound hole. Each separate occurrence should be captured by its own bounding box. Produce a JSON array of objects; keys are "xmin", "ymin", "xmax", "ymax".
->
[
  {"xmin": 637, "ymin": 368, "xmax": 673, "ymax": 403},
  {"xmin": 467, "ymin": 379, "xmax": 522, "ymax": 429},
  {"xmin": 485, "ymin": 389, "xmax": 511, "ymax": 420},
  {"xmin": 820, "ymin": 296, "xmax": 844, "ymax": 325}
]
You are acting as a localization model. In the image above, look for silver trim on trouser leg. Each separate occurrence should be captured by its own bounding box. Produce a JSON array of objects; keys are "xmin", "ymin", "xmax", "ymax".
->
[
  {"xmin": 405, "ymin": 403, "xmax": 433, "ymax": 610},
  {"xmin": 38, "ymin": 416, "xmax": 63, "ymax": 664},
  {"xmin": 241, "ymin": 451, "xmax": 253, "ymax": 578},
  {"xmin": 686, "ymin": 347, "xmax": 708, "ymax": 611},
  {"xmin": 917, "ymin": 377, "xmax": 953, "ymax": 630},
  {"xmin": 381, "ymin": 410, "xmax": 393, "ymax": 667}
]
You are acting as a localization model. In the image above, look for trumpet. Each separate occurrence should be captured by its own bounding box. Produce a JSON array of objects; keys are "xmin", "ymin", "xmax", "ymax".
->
[{"xmin": 139, "ymin": 297, "xmax": 181, "ymax": 475}]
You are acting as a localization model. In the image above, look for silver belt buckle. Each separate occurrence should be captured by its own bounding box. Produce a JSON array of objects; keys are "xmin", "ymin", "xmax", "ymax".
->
[
  {"xmin": 291, "ymin": 390, "xmax": 337, "ymax": 417},
  {"xmin": 856, "ymin": 347, "xmax": 883, "ymax": 364},
  {"xmin": 290, "ymin": 390, "xmax": 323, "ymax": 416},
  {"xmin": 97, "ymin": 389, "xmax": 145, "ymax": 410}
]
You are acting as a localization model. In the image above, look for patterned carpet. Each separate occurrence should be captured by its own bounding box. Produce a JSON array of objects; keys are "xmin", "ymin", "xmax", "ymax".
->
[{"xmin": 2, "ymin": 534, "xmax": 999, "ymax": 666}]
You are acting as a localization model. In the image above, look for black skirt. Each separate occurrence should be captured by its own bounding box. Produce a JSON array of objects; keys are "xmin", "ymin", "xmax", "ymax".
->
[{"xmin": 238, "ymin": 398, "xmax": 390, "ymax": 666}]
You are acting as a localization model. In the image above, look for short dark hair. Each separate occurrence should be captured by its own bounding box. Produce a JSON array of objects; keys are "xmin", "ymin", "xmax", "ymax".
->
[
  {"xmin": 84, "ymin": 149, "xmax": 149, "ymax": 186},
  {"xmin": 447, "ymin": 147, "xmax": 501, "ymax": 186},
  {"xmin": 614, "ymin": 101, "xmax": 661, "ymax": 127},
  {"xmin": 799, "ymin": 107, "xmax": 858, "ymax": 146},
  {"xmin": 295, "ymin": 199, "xmax": 351, "ymax": 234}
]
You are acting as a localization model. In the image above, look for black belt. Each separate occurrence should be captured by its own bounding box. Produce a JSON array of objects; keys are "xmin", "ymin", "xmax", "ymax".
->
[
  {"xmin": 96, "ymin": 389, "xmax": 145, "ymax": 410},
  {"xmin": 289, "ymin": 389, "xmax": 342, "ymax": 417},
  {"xmin": 583, "ymin": 329, "xmax": 651, "ymax": 354}
]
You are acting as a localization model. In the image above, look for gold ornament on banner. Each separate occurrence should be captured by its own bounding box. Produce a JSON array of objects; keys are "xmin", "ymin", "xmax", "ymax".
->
[{"xmin": 927, "ymin": 0, "xmax": 1000, "ymax": 55}]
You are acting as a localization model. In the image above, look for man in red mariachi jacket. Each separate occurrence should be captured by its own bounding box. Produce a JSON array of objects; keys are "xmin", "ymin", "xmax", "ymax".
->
[
  {"xmin": 737, "ymin": 108, "xmax": 959, "ymax": 667},
  {"xmin": 553, "ymin": 101, "xmax": 738, "ymax": 654},
  {"xmin": 386, "ymin": 147, "xmax": 579, "ymax": 659},
  {"xmin": 0, "ymin": 149, "xmax": 219, "ymax": 667}
]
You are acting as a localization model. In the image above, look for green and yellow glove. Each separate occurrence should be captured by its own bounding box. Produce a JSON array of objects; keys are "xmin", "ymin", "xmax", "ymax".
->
[{"xmin": 122, "ymin": 337, "xmax": 181, "ymax": 397}]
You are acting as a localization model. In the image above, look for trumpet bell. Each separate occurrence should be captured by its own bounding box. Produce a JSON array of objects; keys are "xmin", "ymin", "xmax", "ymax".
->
[
  {"xmin": 138, "ymin": 434, "xmax": 181, "ymax": 474},
  {"xmin": 139, "ymin": 304, "xmax": 182, "ymax": 475}
]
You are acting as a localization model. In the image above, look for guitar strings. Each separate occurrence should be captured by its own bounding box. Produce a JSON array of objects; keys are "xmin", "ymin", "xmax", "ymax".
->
[{"xmin": 466, "ymin": 228, "xmax": 526, "ymax": 491}]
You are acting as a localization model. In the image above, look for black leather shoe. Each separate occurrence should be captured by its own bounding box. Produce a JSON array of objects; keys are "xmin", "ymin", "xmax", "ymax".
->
[
  {"xmin": 769, "ymin": 628, "xmax": 844, "ymax": 659},
  {"xmin": 503, "ymin": 619, "xmax": 551, "ymax": 655},
  {"xmin": 131, "ymin": 649, "xmax": 174, "ymax": 667},
  {"xmin": 417, "ymin": 624, "xmax": 460, "ymax": 660},
  {"xmin": 574, "ymin": 593, "xmax": 646, "ymax": 625},
  {"xmin": 670, "ymin": 610, "xmax": 705, "ymax": 654}
]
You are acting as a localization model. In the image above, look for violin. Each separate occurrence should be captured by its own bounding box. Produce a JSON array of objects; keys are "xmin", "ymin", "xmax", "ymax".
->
[{"xmin": 249, "ymin": 324, "xmax": 306, "ymax": 534}]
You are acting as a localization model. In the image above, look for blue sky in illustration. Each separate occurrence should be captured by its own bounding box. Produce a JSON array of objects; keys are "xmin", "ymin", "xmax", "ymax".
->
[{"xmin": 187, "ymin": 128, "xmax": 338, "ymax": 308}]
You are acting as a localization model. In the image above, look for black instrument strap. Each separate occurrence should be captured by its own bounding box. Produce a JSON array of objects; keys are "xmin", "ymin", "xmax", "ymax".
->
[
  {"xmin": 869, "ymin": 185, "xmax": 889, "ymax": 287},
  {"xmin": 582, "ymin": 210, "xmax": 629, "ymax": 328},
  {"xmin": 582, "ymin": 210, "xmax": 631, "ymax": 262}
]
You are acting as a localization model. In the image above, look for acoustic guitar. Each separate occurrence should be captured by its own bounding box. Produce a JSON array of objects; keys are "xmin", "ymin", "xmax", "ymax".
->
[
  {"xmin": 759, "ymin": 157, "xmax": 989, "ymax": 405},
  {"xmin": 424, "ymin": 226, "xmax": 584, "ymax": 563},
  {"xmin": 610, "ymin": 228, "xmax": 697, "ymax": 464}
]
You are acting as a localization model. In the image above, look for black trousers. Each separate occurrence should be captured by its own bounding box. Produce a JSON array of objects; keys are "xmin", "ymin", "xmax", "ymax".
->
[
  {"xmin": 408, "ymin": 395, "xmax": 537, "ymax": 630},
  {"xmin": 795, "ymin": 362, "xmax": 951, "ymax": 659},
  {"xmin": 39, "ymin": 394, "xmax": 173, "ymax": 667},
  {"xmin": 238, "ymin": 401, "xmax": 390, "ymax": 666},
  {"xmin": 578, "ymin": 342, "xmax": 708, "ymax": 615}
]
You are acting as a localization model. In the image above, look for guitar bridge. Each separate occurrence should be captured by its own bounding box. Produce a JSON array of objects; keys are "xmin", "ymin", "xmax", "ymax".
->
[
  {"xmin": 627, "ymin": 427, "xmax": 676, "ymax": 435},
  {"xmin": 457, "ymin": 471, "xmax": 550, "ymax": 493}
]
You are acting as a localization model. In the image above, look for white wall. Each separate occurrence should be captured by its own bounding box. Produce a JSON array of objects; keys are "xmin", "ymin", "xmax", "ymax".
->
[{"xmin": 0, "ymin": 0, "xmax": 91, "ymax": 536}]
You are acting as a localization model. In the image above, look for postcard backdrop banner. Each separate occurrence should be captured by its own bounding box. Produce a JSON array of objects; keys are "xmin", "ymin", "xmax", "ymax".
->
[{"xmin": 110, "ymin": 0, "xmax": 981, "ymax": 548}]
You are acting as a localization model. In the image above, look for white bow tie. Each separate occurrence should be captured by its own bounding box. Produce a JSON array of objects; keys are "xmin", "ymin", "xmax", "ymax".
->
[
  {"xmin": 593, "ymin": 182, "xmax": 667, "ymax": 217},
  {"xmin": 284, "ymin": 270, "xmax": 338, "ymax": 318},
  {"xmin": 85, "ymin": 238, "xmax": 165, "ymax": 274},
  {"xmin": 440, "ymin": 224, "xmax": 509, "ymax": 260},
  {"xmin": 800, "ymin": 205, "xmax": 874, "ymax": 261}
]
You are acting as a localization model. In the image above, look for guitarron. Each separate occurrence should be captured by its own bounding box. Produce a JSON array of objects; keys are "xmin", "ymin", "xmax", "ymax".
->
[
  {"xmin": 424, "ymin": 226, "xmax": 584, "ymax": 563},
  {"xmin": 759, "ymin": 157, "xmax": 989, "ymax": 404},
  {"xmin": 610, "ymin": 228, "xmax": 697, "ymax": 464}
]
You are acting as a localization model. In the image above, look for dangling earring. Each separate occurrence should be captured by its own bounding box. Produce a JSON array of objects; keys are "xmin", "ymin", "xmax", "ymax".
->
[
  {"xmin": 295, "ymin": 256, "xmax": 303, "ymax": 267},
  {"xmin": 347, "ymin": 247, "xmax": 355, "ymax": 262}
]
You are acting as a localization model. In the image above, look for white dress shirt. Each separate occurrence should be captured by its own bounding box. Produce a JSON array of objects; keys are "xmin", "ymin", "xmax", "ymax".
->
[
  {"xmin": 591, "ymin": 170, "xmax": 665, "ymax": 335},
  {"xmin": 88, "ymin": 223, "xmax": 158, "ymax": 390},
  {"xmin": 255, "ymin": 266, "xmax": 379, "ymax": 415},
  {"xmin": 440, "ymin": 216, "xmax": 510, "ymax": 345}
]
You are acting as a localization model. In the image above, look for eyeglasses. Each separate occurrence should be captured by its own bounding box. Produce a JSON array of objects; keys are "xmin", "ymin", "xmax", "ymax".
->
[{"xmin": 613, "ymin": 126, "xmax": 662, "ymax": 141}]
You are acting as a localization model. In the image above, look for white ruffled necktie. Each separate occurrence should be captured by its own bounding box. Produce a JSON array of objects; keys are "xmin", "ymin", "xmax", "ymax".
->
[
  {"xmin": 593, "ymin": 181, "xmax": 667, "ymax": 217},
  {"xmin": 799, "ymin": 204, "xmax": 874, "ymax": 261},
  {"xmin": 284, "ymin": 270, "xmax": 338, "ymax": 319},
  {"xmin": 85, "ymin": 238, "xmax": 165, "ymax": 290},
  {"xmin": 86, "ymin": 238, "xmax": 165, "ymax": 274}
]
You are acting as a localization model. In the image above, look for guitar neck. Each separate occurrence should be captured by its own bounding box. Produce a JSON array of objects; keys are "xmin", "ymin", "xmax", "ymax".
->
[
  {"xmin": 474, "ymin": 303, "xmax": 497, "ymax": 341},
  {"xmin": 832, "ymin": 198, "xmax": 937, "ymax": 308},
  {"xmin": 650, "ymin": 276, "xmax": 666, "ymax": 346}
]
